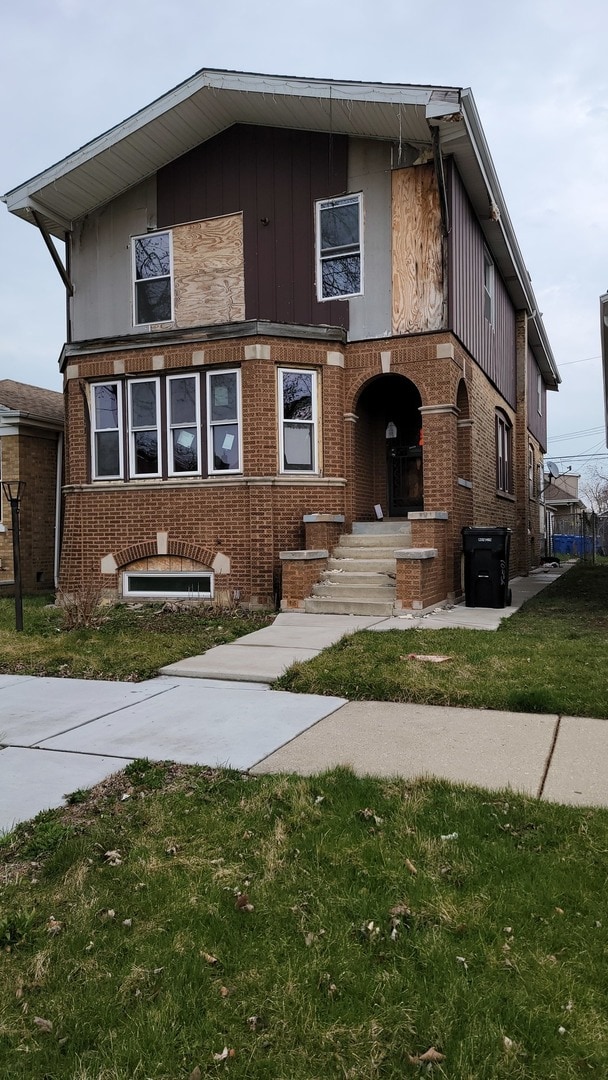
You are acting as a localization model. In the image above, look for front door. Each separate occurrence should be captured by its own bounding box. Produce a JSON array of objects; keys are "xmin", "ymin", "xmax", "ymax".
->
[{"xmin": 387, "ymin": 428, "xmax": 423, "ymax": 515}]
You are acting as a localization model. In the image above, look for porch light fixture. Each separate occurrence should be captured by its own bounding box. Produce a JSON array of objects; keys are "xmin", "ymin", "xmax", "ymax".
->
[{"xmin": 2, "ymin": 480, "xmax": 26, "ymax": 632}]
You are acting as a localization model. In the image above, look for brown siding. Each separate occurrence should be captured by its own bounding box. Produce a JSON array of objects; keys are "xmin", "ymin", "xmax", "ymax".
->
[
  {"xmin": 527, "ymin": 347, "xmax": 547, "ymax": 448},
  {"xmin": 447, "ymin": 160, "xmax": 517, "ymax": 407},
  {"xmin": 157, "ymin": 125, "xmax": 349, "ymax": 330}
]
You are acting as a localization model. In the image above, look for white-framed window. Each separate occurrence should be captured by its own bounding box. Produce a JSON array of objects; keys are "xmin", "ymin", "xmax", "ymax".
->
[
  {"xmin": 529, "ymin": 444, "xmax": 535, "ymax": 498},
  {"xmin": 279, "ymin": 368, "xmax": 318, "ymax": 473},
  {"xmin": 316, "ymin": 193, "xmax": 363, "ymax": 300},
  {"xmin": 92, "ymin": 382, "xmax": 123, "ymax": 480},
  {"xmin": 132, "ymin": 230, "xmax": 173, "ymax": 325},
  {"xmin": 167, "ymin": 373, "xmax": 201, "ymax": 476},
  {"xmin": 128, "ymin": 378, "xmax": 161, "ymax": 477},
  {"xmin": 537, "ymin": 371, "xmax": 543, "ymax": 416},
  {"xmin": 207, "ymin": 369, "xmax": 241, "ymax": 473},
  {"xmin": 123, "ymin": 571, "xmax": 214, "ymax": 599},
  {"xmin": 496, "ymin": 410, "xmax": 513, "ymax": 494},
  {"xmin": 483, "ymin": 248, "xmax": 494, "ymax": 326},
  {"xmin": 91, "ymin": 368, "xmax": 242, "ymax": 482}
]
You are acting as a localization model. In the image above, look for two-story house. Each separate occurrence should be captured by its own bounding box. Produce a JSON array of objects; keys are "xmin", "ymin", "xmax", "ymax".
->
[{"xmin": 2, "ymin": 70, "xmax": 560, "ymax": 613}]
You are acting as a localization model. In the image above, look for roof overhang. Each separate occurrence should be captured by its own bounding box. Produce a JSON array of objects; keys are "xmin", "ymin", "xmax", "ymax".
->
[
  {"xmin": 2, "ymin": 67, "xmax": 558, "ymax": 386},
  {"xmin": 600, "ymin": 292, "xmax": 608, "ymax": 445},
  {"xmin": 0, "ymin": 407, "xmax": 63, "ymax": 433}
]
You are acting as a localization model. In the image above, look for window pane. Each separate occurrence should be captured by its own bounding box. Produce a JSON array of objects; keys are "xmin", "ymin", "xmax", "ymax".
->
[
  {"xmin": 172, "ymin": 428, "xmax": 198, "ymax": 472},
  {"xmin": 126, "ymin": 574, "xmax": 212, "ymax": 596},
  {"xmin": 282, "ymin": 372, "xmax": 312, "ymax": 420},
  {"xmin": 210, "ymin": 372, "xmax": 237, "ymax": 422},
  {"xmin": 131, "ymin": 382, "xmax": 157, "ymax": 428},
  {"xmin": 321, "ymin": 255, "xmax": 360, "ymax": 298},
  {"xmin": 321, "ymin": 200, "xmax": 359, "ymax": 251},
  {"xmin": 212, "ymin": 424, "xmax": 239, "ymax": 470},
  {"xmin": 95, "ymin": 431, "xmax": 120, "ymax": 476},
  {"xmin": 284, "ymin": 422, "xmax": 313, "ymax": 470},
  {"xmin": 136, "ymin": 279, "xmax": 171, "ymax": 323},
  {"xmin": 135, "ymin": 234, "xmax": 170, "ymax": 279},
  {"xmin": 94, "ymin": 385, "xmax": 118, "ymax": 429},
  {"xmin": 133, "ymin": 431, "xmax": 158, "ymax": 473},
  {"xmin": 170, "ymin": 378, "xmax": 196, "ymax": 425}
]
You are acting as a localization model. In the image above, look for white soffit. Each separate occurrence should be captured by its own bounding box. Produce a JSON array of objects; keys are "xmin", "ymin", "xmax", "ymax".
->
[{"xmin": 2, "ymin": 69, "xmax": 459, "ymax": 235}]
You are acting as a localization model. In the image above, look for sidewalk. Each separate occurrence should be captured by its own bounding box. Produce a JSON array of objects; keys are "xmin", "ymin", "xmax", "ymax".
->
[{"xmin": 2, "ymin": 563, "xmax": 607, "ymax": 833}]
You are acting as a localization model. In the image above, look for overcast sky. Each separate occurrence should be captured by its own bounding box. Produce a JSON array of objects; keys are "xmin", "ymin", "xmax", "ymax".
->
[{"xmin": 1, "ymin": 0, "xmax": 606, "ymax": 488}]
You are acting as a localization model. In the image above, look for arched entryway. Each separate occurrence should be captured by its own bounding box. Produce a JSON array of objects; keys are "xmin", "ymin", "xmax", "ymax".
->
[{"xmin": 353, "ymin": 374, "xmax": 423, "ymax": 519}]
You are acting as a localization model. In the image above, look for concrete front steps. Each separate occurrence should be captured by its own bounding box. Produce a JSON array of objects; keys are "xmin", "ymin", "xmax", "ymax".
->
[{"xmin": 304, "ymin": 522, "xmax": 412, "ymax": 616}]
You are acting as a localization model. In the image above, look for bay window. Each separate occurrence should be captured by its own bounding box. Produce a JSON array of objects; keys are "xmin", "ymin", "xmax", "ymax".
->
[{"xmin": 91, "ymin": 368, "xmax": 241, "ymax": 481}]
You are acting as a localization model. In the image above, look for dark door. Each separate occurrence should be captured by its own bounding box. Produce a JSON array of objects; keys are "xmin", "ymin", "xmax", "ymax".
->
[{"xmin": 387, "ymin": 428, "xmax": 423, "ymax": 515}]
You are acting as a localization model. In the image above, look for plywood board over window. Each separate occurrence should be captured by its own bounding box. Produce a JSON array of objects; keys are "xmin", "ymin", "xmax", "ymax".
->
[
  {"xmin": 391, "ymin": 164, "xmax": 444, "ymax": 335},
  {"xmin": 172, "ymin": 213, "xmax": 246, "ymax": 328}
]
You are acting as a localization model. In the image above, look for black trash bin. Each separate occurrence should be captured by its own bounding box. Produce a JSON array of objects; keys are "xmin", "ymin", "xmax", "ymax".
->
[{"xmin": 462, "ymin": 526, "xmax": 512, "ymax": 608}]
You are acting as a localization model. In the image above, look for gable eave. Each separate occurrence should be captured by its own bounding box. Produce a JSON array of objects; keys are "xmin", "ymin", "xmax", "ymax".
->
[{"xmin": 2, "ymin": 68, "xmax": 460, "ymax": 236}]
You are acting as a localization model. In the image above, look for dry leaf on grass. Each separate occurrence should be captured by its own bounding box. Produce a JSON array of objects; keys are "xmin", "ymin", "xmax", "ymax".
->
[
  {"xmin": 219, "ymin": 986, "xmax": 230, "ymax": 998},
  {"xmin": 235, "ymin": 892, "xmax": 254, "ymax": 912},
  {"xmin": 202, "ymin": 952, "xmax": 219, "ymax": 965},
  {"xmin": 402, "ymin": 653, "xmax": 452, "ymax": 663},
  {"xmin": 46, "ymin": 915, "xmax": 62, "ymax": 935},
  {"xmin": 104, "ymin": 850, "xmax": 123, "ymax": 866},
  {"xmin": 33, "ymin": 1016, "xmax": 53, "ymax": 1033},
  {"xmin": 213, "ymin": 1046, "xmax": 235, "ymax": 1061},
  {"xmin": 408, "ymin": 1046, "xmax": 445, "ymax": 1064},
  {"xmin": 190, "ymin": 1068, "xmax": 202, "ymax": 1080},
  {"xmin": 405, "ymin": 858, "xmax": 417, "ymax": 875}
]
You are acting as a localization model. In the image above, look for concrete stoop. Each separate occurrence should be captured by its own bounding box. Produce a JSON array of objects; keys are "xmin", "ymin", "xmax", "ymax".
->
[{"xmin": 303, "ymin": 523, "xmax": 412, "ymax": 616}]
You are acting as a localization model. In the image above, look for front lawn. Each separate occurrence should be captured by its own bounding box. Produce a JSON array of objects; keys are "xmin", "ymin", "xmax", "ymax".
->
[
  {"xmin": 1, "ymin": 765, "xmax": 607, "ymax": 1078},
  {"xmin": 275, "ymin": 564, "xmax": 608, "ymax": 717},
  {"xmin": 0, "ymin": 597, "xmax": 273, "ymax": 681}
]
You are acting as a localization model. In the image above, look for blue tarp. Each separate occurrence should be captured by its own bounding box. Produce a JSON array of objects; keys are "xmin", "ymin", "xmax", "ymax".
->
[{"xmin": 552, "ymin": 534, "xmax": 595, "ymax": 556}]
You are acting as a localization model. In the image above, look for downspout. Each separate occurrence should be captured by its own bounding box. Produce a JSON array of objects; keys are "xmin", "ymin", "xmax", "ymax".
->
[{"xmin": 54, "ymin": 431, "xmax": 63, "ymax": 589}]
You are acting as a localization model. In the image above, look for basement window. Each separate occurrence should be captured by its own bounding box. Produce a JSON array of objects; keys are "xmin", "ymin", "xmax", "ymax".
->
[{"xmin": 122, "ymin": 572, "xmax": 214, "ymax": 599}]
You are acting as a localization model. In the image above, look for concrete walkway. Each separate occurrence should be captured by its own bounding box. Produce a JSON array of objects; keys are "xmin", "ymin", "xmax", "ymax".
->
[{"xmin": 2, "ymin": 562, "xmax": 606, "ymax": 832}]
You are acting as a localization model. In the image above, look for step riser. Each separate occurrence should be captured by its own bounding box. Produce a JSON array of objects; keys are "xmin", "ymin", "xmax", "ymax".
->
[
  {"xmin": 352, "ymin": 521, "xmax": 411, "ymax": 535},
  {"xmin": 322, "ymin": 572, "xmax": 395, "ymax": 586},
  {"xmin": 328, "ymin": 558, "xmax": 397, "ymax": 573},
  {"xmin": 312, "ymin": 585, "xmax": 396, "ymax": 601},
  {"xmin": 304, "ymin": 598, "xmax": 395, "ymax": 616},
  {"xmin": 338, "ymin": 534, "xmax": 411, "ymax": 548},
  {"xmin": 333, "ymin": 546, "xmax": 400, "ymax": 560}
]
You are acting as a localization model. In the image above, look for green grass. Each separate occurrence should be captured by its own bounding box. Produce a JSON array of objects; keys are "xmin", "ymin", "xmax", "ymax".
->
[
  {"xmin": 1, "ymin": 766, "xmax": 607, "ymax": 1078},
  {"xmin": 0, "ymin": 597, "xmax": 273, "ymax": 681},
  {"xmin": 275, "ymin": 564, "xmax": 608, "ymax": 717}
]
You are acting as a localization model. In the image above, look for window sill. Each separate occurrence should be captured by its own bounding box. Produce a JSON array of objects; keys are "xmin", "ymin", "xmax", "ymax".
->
[{"xmin": 496, "ymin": 490, "xmax": 515, "ymax": 502}]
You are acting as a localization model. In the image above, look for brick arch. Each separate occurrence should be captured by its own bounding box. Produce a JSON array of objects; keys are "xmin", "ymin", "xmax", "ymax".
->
[
  {"xmin": 112, "ymin": 540, "xmax": 216, "ymax": 571},
  {"xmin": 348, "ymin": 370, "xmax": 427, "ymax": 416},
  {"xmin": 456, "ymin": 378, "xmax": 470, "ymax": 420}
]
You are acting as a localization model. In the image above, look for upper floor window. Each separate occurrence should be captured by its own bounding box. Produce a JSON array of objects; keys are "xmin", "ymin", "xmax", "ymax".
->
[
  {"xmin": 132, "ymin": 231, "xmax": 173, "ymax": 325},
  {"xmin": 483, "ymin": 248, "xmax": 494, "ymax": 326},
  {"xmin": 91, "ymin": 369, "xmax": 241, "ymax": 481},
  {"xmin": 529, "ymin": 443, "xmax": 535, "ymax": 499},
  {"xmin": 279, "ymin": 368, "xmax": 318, "ymax": 472},
  {"xmin": 316, "ymin": 194, "xmax": 363, "ymax": 301},
  {"xmin": 537, "ymin": 371, "xmax": 543, "ymax": 416},
  {"xmin": 496, "ymin": 409, "xmax": 513, "ymax": 494}
]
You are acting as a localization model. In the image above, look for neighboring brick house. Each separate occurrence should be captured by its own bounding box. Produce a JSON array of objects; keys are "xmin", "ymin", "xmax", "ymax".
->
[
  {"xmin": 2, "ymin": 70, "xmax": 559, "ymax": 612},
  {"xmin": 0, "ymin": 380, "xmax": 64, "ymax": 593}
]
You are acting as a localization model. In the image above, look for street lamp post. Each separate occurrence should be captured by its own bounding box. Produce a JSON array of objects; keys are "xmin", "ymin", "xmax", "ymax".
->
[{"xmin": 1, "ymin": 480, "xmax": 25, "ymax": 632}]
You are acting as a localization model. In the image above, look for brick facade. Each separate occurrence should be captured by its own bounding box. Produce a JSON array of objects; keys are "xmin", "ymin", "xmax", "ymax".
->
[
  {"xmin": 0, "ymin": 427, "xmax": 61, "ymax": 593},
  {"xmin": 58, "ymin": 324, "xmax": 542, "ymax": 608}
]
